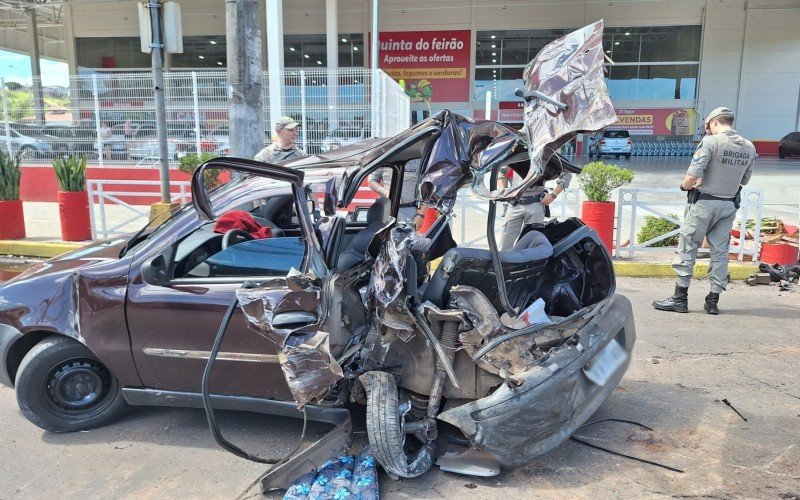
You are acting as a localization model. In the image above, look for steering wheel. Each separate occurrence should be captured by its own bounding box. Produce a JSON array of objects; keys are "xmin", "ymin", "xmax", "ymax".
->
[{"xmin": 221, "ymin": 229, "xmax": 255, "ymax": 249}]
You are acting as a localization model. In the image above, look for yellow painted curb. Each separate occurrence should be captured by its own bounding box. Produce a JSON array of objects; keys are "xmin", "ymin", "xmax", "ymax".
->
[
  {"xmin": 613, "ymin": 261, "xmax": 757, "ymax": 280},
  {"xmin": 0, "ymin": 240, "xmax": 83, "ymax": 259}
]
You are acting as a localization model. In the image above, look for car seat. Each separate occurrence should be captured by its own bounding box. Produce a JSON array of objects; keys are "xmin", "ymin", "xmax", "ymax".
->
[{"xmin": 336, "ymin": 198, "xmax": 392, "ymax": 271}]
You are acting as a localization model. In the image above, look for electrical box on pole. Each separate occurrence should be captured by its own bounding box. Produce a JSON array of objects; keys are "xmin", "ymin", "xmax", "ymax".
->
[{"xmin": 138, "ymin": 1, "xmax": 183, "ymax": 54}]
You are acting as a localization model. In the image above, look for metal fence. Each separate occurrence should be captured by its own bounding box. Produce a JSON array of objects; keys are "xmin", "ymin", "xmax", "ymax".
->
[
  {"xmin": 615, "ymin": 187, "xmax": 764, "ymax": 261},
  {"xmin": 0, "ymin": 68, "xmax": 410, "ymax": 166}
]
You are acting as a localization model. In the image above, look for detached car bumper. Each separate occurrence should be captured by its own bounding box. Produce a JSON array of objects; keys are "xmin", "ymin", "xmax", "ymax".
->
[
  {"xmin": 0, "ymin": 323, "xmax": 23, "ymax": 387},
  {"xmin": 438, "ymin": 293, "xmax": 635, "ymax": 468}
]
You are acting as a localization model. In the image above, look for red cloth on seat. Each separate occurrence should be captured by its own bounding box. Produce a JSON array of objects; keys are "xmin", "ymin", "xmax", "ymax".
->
[{"xmin": 213, "ymin": 210, "xmax": 273, "ymax": 239}]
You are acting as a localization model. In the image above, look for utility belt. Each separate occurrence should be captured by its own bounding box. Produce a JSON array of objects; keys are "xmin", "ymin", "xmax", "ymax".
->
[
  {"xmin": 687, "ymin": 188, "xmax": 741, "ymax": 209},
  {"xmin": 511, "ymin": 192, "xmax": 546, "ymax": 206}
]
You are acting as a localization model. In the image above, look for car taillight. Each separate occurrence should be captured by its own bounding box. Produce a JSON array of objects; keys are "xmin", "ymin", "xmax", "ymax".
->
[
  {"xmin": 600, "ymin": 139, "xmax": 606, "ymax": 145},
  {"xmin": 627, "ymin": 138, "xmax": 632, "ymax": 145}
]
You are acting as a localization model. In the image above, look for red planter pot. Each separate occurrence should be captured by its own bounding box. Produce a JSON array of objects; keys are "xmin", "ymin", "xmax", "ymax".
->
[
  {"xmin": 58, "ymin": 191, "xmax": 92, "ymax": 242},
  {"xmin": 0, "ymin": 199, "xmax": 26, "ymax": 240},
  {"xmin": 760, "ymin": 243, "xmax": 799, "ymax": 265},
  {"xmin": 581, "ymin": 201, "xmax": 615, "ymax": 251}
]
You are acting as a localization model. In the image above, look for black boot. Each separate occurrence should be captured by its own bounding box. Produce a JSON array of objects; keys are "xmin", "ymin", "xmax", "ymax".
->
[
  {"xmin": 652, "ymin": 285, "xmax": 689, "ymax": 313},
  {"xmin": 704, "ymin": 292, "xmax": 720, "ymax": 315}
]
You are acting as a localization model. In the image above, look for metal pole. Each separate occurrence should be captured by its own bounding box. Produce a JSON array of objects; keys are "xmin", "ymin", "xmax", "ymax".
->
[
  {"xmin": 326, "ymin": 0, "xmax": 338, "ymax": 132},
  {"xmin": 1, "ymin": 78, "xmax": 12, "ymax": 156},
  {"xmin": 26, "ymin": 8, "xmax": 45, "ymax": 125},
  {"xmin": 484, "ymin": 90, "xmax": 491, "ymax": 120},
  {"xmin": 228, "ymin": 0, "xmax": 265, "ymax": 160},
  {"xmin": 192, "ymin": 71, "xmax": 201, "ymax": 155},
  {"xmin": 265, "ymin": 0, "xmax": 284, "ymax": 126},
  {"xmin": 300, "ymin": 70, "xmax": 307, "ymax": 150},
  {"xmin": 371, "ymin": 0, "xmax": 379, "ymax": 138},
  {"xmin": 92, "ymin": 74, "xmax": 103, "ymax": 167},
  {"xmin": 148, "ymin": 0, "xmax": 171, "ymax": 203}
]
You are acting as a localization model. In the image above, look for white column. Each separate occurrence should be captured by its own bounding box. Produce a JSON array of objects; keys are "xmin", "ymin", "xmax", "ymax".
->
[
  {"xmin": 370, "ymin": 0, "xmax": 379, "ymax": 138},
  {"xmin": 266, "ymin": 0, "xmax": 284, "ymax": 126},
  {"xmin": 326, "ymin": 0, "xmax": 339, "ymax": 131}
]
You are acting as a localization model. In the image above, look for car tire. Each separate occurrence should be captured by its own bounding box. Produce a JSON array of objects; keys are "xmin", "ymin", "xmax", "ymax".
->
[
  {"xmin": 597, "ymin": 153, "xmax": 602, "ymax": 159},
  {"xmin": 778, "ymin": 147, "xmax": 786, "ymax": 159},
  {"xmin": 362, "ymin": 370, "xmax": 434, "ymax": 478},
  {"xmin": 15, "ymin": 336, "xmax": 128, "ymax": 433},
  {"xmin": 19, "ymin": 145, "xmax": 36, "ymax": 159},
  {"xmin": 625, "ymin": 154, "xmax": 631, "ymax": 159}
]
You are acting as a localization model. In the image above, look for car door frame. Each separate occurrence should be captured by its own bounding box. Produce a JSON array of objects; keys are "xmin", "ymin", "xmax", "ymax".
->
[{"xmin": 125, "ymin": 158, "xmax": 327, "ymax": 399}]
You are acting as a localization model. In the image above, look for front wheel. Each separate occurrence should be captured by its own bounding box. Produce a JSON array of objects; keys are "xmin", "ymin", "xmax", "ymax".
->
[
  {"xmin": 778, "ymin": 147, "xmax": 786, "ymax": 159},
  {"xmin": 15, "ymin": 336, "xmax": 128, "ymax": 433},
  {"xmin": 361, "ymin": 371, "xmax": 434, "ymax": 478}
]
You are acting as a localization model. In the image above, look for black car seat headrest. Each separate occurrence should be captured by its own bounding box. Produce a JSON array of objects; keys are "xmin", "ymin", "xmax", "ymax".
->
[{"xmin": 367, "ymin": 198, "xmax": 391, "ymax": 224}]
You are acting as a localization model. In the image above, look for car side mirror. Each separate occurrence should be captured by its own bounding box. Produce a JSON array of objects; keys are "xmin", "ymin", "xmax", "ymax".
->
[{"xmin": 141, "ymin": 254, "xmax": 169, "ymax": 286}]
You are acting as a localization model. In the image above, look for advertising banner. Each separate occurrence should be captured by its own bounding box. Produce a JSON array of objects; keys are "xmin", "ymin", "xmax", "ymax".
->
[
  {"xmin": 612, "ymin": 108, "xmax": 696, "ymax": 136},
  {"xmin": 491, "ymin": 105, "xmax": 696, "ymax": 136},
  {"xmin": 378, "ymin": 30, "xmax": 471, "ymax": 103}
]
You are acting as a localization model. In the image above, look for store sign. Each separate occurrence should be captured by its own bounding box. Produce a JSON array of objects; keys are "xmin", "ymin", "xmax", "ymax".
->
[
  {"xmin": 378, "ymin": 30, "xmax": 471, "ymax": 103},
  {"xmin": 490, "ymin": 105, "xmax": 696, "ymax": 136},
  {"xmin": 612, "ymin": 108, "xmax": 696, "ymax": 136}
]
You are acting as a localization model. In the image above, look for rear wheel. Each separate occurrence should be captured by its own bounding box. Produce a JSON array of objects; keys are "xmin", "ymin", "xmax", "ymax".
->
[
  {"xmin": 15, "ymin": 336, "xmax": 128, "ymax": 433},
  {"xmin": 625, "ymin": 154, "xmax": 631, "ymax": 159},
  {"xmin": 362, "ymin": 370, "xmax": 434, "ymax": 478},
  {"xmin": 778, "ymin": 147, "xmax": 786, "ymax": 159}
]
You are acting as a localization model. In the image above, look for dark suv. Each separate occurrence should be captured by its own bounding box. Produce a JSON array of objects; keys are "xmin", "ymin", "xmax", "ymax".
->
[{"xmin": 778, "ymin": 132, "xmax": 800, "ymax": 158}]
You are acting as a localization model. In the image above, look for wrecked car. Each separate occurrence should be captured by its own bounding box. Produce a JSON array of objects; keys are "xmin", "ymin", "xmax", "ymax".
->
[{"xmin": 0, "ymin": 21, "xmax": 634, "ymax": 484}]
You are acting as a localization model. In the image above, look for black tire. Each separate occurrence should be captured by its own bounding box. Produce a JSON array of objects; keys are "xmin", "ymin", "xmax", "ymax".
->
[
  {"xmin": 625, "ymin": 154, "xmax": 631, "ymax": 159},
  {"xmin": 362, "ymin": 371, "xmax": 434, "ymax": 478},
  {"xmin": 19, "ymin": 145, "xmax": 36, "ymax": 159},
  {"xmin": 597, "ymin": 152, "xmax": 602, "ymax": 159},
  {"xmin": 778, "ymin": 147, "xmax": 786, "ymax": 159},
  {"xmin": 15, "ymin": 336, "xmax": 128, "ymax": 433}
]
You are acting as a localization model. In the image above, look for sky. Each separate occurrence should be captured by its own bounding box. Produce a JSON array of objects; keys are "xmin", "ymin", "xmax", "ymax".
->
[{"xmin": 0, "ymin": 49, "xmax": 69, "ymax": 87}]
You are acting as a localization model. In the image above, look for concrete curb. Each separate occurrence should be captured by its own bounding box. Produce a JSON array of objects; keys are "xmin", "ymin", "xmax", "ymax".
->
[
  {"xmin": 0, "ymin": 240, "xmax": 84, "ymax": 259},
  {"xmin": 2, "ymin": 239, "xmax": 760, "ymax": 279},
  {"xmin": 612, "ymin": 261, "xmax": 757, "ymax": 280}
]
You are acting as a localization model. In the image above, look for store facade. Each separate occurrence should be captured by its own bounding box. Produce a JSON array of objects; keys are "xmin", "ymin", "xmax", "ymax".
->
[{"xmin": 50, "ymin": 0, "xmax": 800, "ymax": 154}]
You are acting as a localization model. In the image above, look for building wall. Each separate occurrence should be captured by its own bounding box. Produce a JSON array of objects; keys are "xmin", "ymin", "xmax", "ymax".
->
[{"xmin": 3, "ymin": 0, "xmax": 798, "ymax": 144}]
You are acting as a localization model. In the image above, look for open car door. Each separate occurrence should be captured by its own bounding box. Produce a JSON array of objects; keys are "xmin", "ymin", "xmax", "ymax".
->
[{"xmin": 125, "ymin": 158, "xmax": 327, "ymax": 399}]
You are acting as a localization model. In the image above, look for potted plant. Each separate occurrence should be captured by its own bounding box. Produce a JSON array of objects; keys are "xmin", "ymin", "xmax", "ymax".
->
[
  {"xmin": 577, "ymin": 161, "xmax": 634, "ymax": 251},
  {"xmin": 53, "ymin": 155, "xmax": 92, "ymax": 241},
  {"xmin": 178, "ymin": 152, "xmax": 220, "ymax": 189},
  {"xmin": 0, "ymin": 151, "xmax": 25, "ymax": 239}
]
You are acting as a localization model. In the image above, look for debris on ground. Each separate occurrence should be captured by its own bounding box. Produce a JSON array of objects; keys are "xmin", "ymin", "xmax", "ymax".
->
[
  {"xmin": 283, "ymin": 448, "xmax": 379, "ymax": 500},
  {"xmin": 745, "ymin": 263, "xmax": 799, "ymax": 289},
  {"xmin": 747, "ymin": 217, "xmax": 799, "ymax": 247}
]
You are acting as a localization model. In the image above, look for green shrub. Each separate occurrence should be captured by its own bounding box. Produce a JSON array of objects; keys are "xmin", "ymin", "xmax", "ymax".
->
[
  {"xmin": 577, "ymin": 161, "xmax": 634, "ymax": 202},
  {"xmin": 637, "ymin": 214, "xmax": 680, "ymax": 247},
  {"xmin": 178, "ymin": 152, "xmax": 220, "ymax": 188},
  {"xmin": 53, "ymin": 155, "xmax": 87, "ymax": 192},
  {"xmin": 0, "ymin": 150, "xmax": 21, "ymax": 200},
  {"xmin": 7, "ymin": 90, "xmax": 33, "ymax": 121}
]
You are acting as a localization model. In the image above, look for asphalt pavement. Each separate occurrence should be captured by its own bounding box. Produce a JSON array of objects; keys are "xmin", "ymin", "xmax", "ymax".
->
[{"xmin": 1, "ymin": 277, "xmax": 798, "ymax": 499}]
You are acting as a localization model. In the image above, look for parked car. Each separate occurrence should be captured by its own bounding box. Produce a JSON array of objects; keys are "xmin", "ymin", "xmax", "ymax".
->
[
  {"xmin": 0, "ymin": 21, "xmax": 634, "ymax": 483},
  {"xmin": 588, "ymin": 129, "xmax": 633, "ymax": 159},
  {"xmin": 39, "ymin": 123, "xmax": 97, "ymax": 158},
  {"xmin": 0, "ymin": 123, "xmax": 55, "ymax": 159},
  {"xmin": 321, "ymin": 126, "xmax": 369, "ymax": 152},
  {"xmin": 778, "ymin": 131, "xmax": 800, "ymax": 158},
  {"xmin": 106, "ymin": 122, "xmax": 179, "ymax": 161}
]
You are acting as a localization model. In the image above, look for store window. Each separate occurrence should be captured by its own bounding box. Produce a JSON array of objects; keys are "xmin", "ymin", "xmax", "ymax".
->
[
  {"xmin": 284, "ymin": 34, "xmax": 364, "ymax": 68},
  {"xmin": 475, "ymin": 25, "xmax": 701, "ymax": 115},
  {"xmin": 171, "ymin": 36, "xmax": 227, "ymax": 68},
  {"xmin": 76, "ymin": 37, "xmax": 151, "ymax": 69}
]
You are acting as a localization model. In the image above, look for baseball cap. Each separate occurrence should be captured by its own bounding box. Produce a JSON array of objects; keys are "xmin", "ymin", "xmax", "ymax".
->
[
  {"xmin": 275, "ymin": 116, "xmax": 300, "ymax": 130},
  {"xmin": 704, "ymin": 107, "xmax": 733, "ymax": 127}
]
